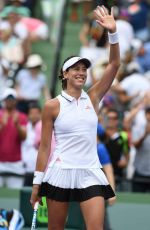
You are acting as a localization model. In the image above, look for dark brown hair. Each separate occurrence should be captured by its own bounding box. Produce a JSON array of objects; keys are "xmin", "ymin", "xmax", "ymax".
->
[{"xmin": 59, "ymin": 55, "xmax": 76, "ymax": 89}]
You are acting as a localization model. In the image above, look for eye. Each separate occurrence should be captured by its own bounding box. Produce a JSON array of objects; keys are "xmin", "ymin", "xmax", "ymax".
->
[{"xmin": 73, "ymin": 67, "xmax": 80, "ymax": 71}]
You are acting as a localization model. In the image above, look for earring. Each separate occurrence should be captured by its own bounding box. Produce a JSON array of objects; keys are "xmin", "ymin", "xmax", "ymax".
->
[{"xmin": 62, "ymin": 77, "xmax": 68, "ymax": 80}]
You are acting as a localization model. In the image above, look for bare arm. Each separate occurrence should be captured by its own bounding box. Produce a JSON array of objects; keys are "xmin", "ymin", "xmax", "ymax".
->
[
  {"xmin": 30, "ymin": 98, "xmax": 59, "ymax": 207},
  {"xmin": 35, "ymin": 99, "xmax": 58, "ymax": 172},
  {"xmin": 103, "ymin": 163, "xmax": 116, "ymax": 205},
  {"xmin": 13, "ymin": 112, "xmax": 27, "ymax": 140},
  {"xmin": 132, "ymin": 129, "xmax": 149, "ymax": 149},
  {"xmin": 79, "ymin": 21, "xmax": 90, "ymax": 46},
  {"xmin": 88, "ymin": 6, "xmax": 120, "ymax": 112},
  {"xmin": 103, "ymin": 163, "xmax": 115, "ymax": 191},
  {"xmin": 42, "ymin": 85, "xmax": 52, "ymax": 101},
  {"xmin": 123, "ymin": 103, "xmax": 144, "ymax": 129}
]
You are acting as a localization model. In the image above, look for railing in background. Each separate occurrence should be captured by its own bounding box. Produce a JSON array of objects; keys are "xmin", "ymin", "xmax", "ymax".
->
[{"xmin": 50, "ymin": 0, "xmax": 68, "ymax": 97}]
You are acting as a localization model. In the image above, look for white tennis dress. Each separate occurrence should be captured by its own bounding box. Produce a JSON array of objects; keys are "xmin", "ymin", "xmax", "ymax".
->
[{"xmin": 40, "ymin": 90, "xmax": 115, "ymax": 201}]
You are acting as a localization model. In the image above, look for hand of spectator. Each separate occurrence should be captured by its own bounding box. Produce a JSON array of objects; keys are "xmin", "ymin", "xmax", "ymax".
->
[
  {"xmin": 117, "ymin": 155, "xmax": 128, "ymax": 168},
  {"xmin": 0, "ymin": 112, "xmax": 9, "ymax": 127},
  {"xmin": 12, "ymin": 112, "xmax": 20, "ymax": 127},
  {"xmin": 142, "ymin": 91, "xmax": 150, "ymax": 107},
  {"xmin": 94, "ymin": 5, "xmax": 116, "ymax": 33}
]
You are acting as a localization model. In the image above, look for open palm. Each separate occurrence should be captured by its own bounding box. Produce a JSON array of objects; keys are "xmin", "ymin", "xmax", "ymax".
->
[{"xmin": 94, "ymin": 5, "xmax": 116, "ymax": 33}]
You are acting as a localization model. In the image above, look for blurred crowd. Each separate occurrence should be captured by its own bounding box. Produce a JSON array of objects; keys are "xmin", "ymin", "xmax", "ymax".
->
[
  {"xmin": 0, "ymin": 0, "xmax": 150, "ymax": 196},
  {"xmin": 0, "ymin": 0, "xmax": 52, "ymax": 189}
]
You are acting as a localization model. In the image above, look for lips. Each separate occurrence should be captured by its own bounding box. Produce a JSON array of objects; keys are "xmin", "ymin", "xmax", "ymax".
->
[{"xmin": 75, "ymin": 76, "xmax": 85, "ymax": 81}]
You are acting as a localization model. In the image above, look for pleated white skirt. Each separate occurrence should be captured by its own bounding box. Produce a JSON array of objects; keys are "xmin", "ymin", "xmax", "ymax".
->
[{"xmin": 40, "ymin": 164, "xmax": 115, "ymax": 202}]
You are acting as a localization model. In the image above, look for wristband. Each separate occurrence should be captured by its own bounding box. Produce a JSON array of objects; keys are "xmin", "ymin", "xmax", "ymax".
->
[
  {"xmin": 33, "ymin": 171, "xmax": 44, "ymax": 185},
  {"xmin": 108, "ymin": 31, "xmax": 119, "ymax": 44}
]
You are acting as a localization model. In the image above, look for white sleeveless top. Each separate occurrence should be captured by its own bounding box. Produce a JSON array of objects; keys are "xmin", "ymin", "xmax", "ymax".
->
[{"xmin": 48, "ymin": 90, "xmax": 102, "ymax": 169}]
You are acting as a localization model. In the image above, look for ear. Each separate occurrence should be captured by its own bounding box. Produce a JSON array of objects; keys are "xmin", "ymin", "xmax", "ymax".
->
[{"xmin": 63, "ymin": 71, "xmax": 68, "ymax": 80}]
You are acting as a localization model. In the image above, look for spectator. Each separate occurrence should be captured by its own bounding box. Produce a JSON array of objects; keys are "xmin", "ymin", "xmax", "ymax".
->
[
  {"xmin": 20, "ymin": 16, "xmax": 49, "ymax": 42},
  {"xmin": 0, "ymin": 88, "xmax": 27, "ymax": 188},
  {"xmin": 15, "ymin": 54, "xmax": 51, "ymax": 114},
  {"xmin": 4, "ymin": 0, "xmax": 31, "ymax": 17},
  {"xmin": 0, "ymin": 5, "xmax": 49, "ymax": 42},
  {"xmin": 91, "ymin": 57, "xmax": 108, "ymax": 85},
  {"xmin": 133, "ymin": 40, "xmax": 150, "ymax": 73},
  {"xmin": 0, "ymin": 58, "xmax": 13, "ymax": 107},
  {"xmin": 98, "ymin": 108, "xmax": 130, "ymax": 190},
  {"xmin": 131, "ymin": 106, "xmax": 150, "ymax": 192},
  {"xmin": 115, "ymin": 7, "xmax": 135, "ymax": 59},
  {"xmin": 70, "ymin": 0, "xmax": 93, "ymax": 22},
  {"xmin": 113, "ymin": 62, "xmax": 150, "ymax": 108},
  {"xmin": 79, "ymin": 13, "xmax": 108, "ymax": 48},
  {"xmin": 0, "ymin": 6, "xmax": 29, "ymax": 40},
  {"xmin": 21, "ymin": 103, "xmax": 41, "ymax": 186},
  {"xmin": 127, "ymin": 0, "xmax": 150, "ymax": 41},
  {"xmin": 0, "ymin": 20, "xmax": 25, "ymax": 65}
]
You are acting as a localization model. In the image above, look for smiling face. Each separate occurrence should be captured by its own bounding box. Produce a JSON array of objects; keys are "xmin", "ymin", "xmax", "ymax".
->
[{"xmin": 64, "ymin": 62, "xmax": 87, "ymax": 90}]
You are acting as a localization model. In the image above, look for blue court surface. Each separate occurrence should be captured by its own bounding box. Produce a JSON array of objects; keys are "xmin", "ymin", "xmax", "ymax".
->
[{"xmin": 0, "ymin": 188, "xmax": 150, "ymax": 230}]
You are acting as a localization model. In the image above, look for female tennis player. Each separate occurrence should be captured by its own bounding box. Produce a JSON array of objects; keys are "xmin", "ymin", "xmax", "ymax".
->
[{"xmin": 30, "ymin": 5, "xmax": 120, "ymax": 230}]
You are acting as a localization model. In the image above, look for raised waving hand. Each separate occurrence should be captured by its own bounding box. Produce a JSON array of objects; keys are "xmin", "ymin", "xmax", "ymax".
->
[{"xmin": 94, "ymin": 5, "xmax": 116, "ymax": 33}]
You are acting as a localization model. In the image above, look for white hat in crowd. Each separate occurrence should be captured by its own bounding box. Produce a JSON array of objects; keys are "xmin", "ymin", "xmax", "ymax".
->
[
  {"xmin": 25, "ymin": 54, "xmax": 43, "ymax": 68},
  {"xmin": 3, "ymin": 88, "xmax": 17, "ymax": 100},
  {"xmin": 126, "ymin": 61, "xmax": 141, "ymax": 73},
  {"xmin": 131, "ymin": 39, "xmax": 143, "ymax": 55}
]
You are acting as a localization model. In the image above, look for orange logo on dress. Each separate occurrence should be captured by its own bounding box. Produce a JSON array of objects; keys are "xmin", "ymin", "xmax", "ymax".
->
[
  {"xmin": 85, "ymin": 105, "xmax": 91, "ymax": 110},
  {"xmin": 56, "ymin": 157, "xmax": 61, "ymax": 162}
]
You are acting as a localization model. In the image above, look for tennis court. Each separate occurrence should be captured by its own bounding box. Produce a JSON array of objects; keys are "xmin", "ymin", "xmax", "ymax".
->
[{"xmin": 1, "ymin": 187, "xmax": 150, "ymax": 230}]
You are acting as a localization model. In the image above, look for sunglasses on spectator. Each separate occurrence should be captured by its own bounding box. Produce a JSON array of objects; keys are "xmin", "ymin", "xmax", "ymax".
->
[{"xmin": 107, "ymin": 116, "xmax": 118, "ymax": 120}]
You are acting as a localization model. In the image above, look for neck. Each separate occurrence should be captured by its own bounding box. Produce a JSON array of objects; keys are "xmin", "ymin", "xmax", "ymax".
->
[
  {"xmin": 65, "ymin": 88, "xmax": 82, "ymax": 99},
  {"xmin": 106, "ymin": 127, "xmax": 118, "ymax": 136},
  {"xmin": 5, "ymin": 108, "xmax": 15, "ymax": 114}
]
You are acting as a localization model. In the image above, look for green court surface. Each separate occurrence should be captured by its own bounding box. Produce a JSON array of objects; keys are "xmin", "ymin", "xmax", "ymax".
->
[{"xmin": 0, "ymin": 188, "xmax": 150, "ymax": 230}]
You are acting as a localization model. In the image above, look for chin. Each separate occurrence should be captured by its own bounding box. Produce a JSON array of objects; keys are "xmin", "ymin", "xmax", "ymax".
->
[{"xmin": 75, "ymin": 84, "xmax": 84, "ymax": 89}]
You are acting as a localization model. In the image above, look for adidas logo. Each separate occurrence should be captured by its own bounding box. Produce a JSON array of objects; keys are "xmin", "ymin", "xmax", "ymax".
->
[{"xmin": 85, "ymin": 105, "xmax": 91, "ymax": 110}]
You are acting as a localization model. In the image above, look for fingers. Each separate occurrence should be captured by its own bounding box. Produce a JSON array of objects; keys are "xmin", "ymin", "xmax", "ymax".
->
[
  {"xmin": 107, "ymin": 196, "xmax": 116, "ymax": 205},
  {"xmin": 94, "ymin": 8, "xmax": 102, "ymax": 20},
  {"xmin": 30, "ymin": 199, "xmax": 35, "ymax": 209},
  {"xmin": 111, "ymin": 6, "xmax": 114, "ymax": 16},
  {"xmin": 97, "ymin": 6, "xmax": 105, "ymax": 17},
  {"xmin": 102, "ymin": 5, "xmax": 109, "ymax": 15},
  {"xmin": 95, "ymin": 5, "xmax": 109, "ymax": 18},
  {"xmin": 30, "ymin": 198, "xmax": 42, "ymax": 209}
]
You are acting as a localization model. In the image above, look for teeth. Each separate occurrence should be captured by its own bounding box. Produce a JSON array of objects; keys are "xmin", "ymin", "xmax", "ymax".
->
[{"xmin": 75, "ymin": 77, "xmax": 84, "ymax": 80}]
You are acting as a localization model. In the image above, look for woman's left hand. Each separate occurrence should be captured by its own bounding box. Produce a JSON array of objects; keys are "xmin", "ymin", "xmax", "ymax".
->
[
  {"xmin": 94, "ymin": 5, "xmax": 116, "ymax": 33},
  {"xmin": 107, "ymin": 196, "xmax": 116, "ymax": 205}
]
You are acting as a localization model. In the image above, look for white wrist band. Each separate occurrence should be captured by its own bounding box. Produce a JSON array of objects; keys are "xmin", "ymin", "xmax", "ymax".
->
[
  {"xmin": 108, "ymin": 31, "xmax": 119, "ymax": 44},
  {"xmin": 33, "ymin": 171, "xmax": 44, "ymax": 185}
]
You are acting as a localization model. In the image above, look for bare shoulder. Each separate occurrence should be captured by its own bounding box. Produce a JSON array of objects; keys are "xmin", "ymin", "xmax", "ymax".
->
[
  {"xmin": 42, "ymin": 98, "xmax": 60, "ymax": 120},
  {"xmin": 44, "ymin": 98, "xmax": 59, "ymax": 109}
]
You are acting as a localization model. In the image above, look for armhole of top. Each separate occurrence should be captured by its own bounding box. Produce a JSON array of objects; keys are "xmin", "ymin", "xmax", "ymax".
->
[{"xmin": 54, "ymin": 95, "xmax": 62, "ymax": 123}]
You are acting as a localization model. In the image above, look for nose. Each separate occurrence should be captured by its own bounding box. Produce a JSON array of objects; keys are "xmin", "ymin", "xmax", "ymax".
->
[{"xmin": 79, "ymin": 69, "xmax": 86, "ymax": 75}]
